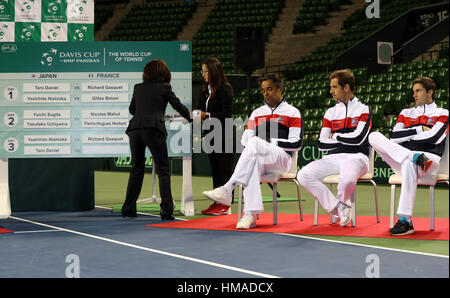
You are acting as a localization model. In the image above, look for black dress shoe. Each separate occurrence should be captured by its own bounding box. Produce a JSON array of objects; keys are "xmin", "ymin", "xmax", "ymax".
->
[
  {"xmin": 160, "ymin": 210, "xmax": 175, "ymax": 220},
  {"xmin": 121, "ymin": 207, "xmax": 137, "ymax": 218}
]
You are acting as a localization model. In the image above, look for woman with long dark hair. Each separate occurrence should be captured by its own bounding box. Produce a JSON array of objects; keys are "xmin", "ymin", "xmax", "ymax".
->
[
  {"xmin": 197, "ymin": 58, "xmax": 235, "ymax": 215},
  {"xmin": 122, "ymin": 59, "xmax": 191, "ymax": 220}
]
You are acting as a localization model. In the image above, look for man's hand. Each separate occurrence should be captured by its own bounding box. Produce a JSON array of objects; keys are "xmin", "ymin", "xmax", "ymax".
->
[{"xmin": 422, "ymin": 126, "xmax": 431, "ymax": 131}]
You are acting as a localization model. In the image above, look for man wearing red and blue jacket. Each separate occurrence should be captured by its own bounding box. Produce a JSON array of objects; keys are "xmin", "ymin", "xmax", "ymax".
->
[
  {"xmin": 369, "ymin": 77, "xmax": 449, "ymax": 236},
  {"xmin": 202, "ymin": 73, "xmax": 303, "ymax": 229},
  {"xmin": 297, "ymin": 69, "xmax": 372, "ymax": 227}
]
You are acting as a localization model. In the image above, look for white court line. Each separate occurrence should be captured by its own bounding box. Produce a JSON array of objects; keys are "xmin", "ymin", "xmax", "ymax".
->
[
  {"xmin": 9, "ymin": 215, "xmax": 279, "ymax": 278},
  {"xmin": 97, "ymin": 205, "xmax": 448, "ymax": 258},
  {"xmin": 14, "ymin": 229, "xmax": 64, "ymax": 234},
  {"xmin": 275, "ymin": 233, "xmax": 449, "ymax": 259}
]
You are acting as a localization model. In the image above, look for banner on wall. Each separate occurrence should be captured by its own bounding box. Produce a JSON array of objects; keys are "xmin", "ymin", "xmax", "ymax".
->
[{"xmin": 0, "ymin": 0, "xmax": 94, "ymax": 42}]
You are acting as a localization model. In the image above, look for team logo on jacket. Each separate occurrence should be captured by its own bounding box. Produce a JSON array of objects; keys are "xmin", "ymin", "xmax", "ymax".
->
[{"xmin": 274, "ymin": 116, "xmax": 287, "ymax": 126}]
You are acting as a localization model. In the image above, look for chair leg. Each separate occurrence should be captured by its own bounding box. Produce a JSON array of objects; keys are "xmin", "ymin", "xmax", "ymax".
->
[
  {"xmin": 370, "ymin": 180, "xmax": 380, "ymax": 223},
  {"xmin": 238, "ymin": 185, "xmax": 243, "ymax": 220},
  {"xmin": 273, "ymin": 183, "xmax": 278, "ymax": 225},
  {"xmin": 430, "ymin": 186, "xmax": 435, "ymax": 231},
  {"xmin": 313, "ymin": 183, "xmax": 333, "ymax": 226},
  {"xmin": 314, "ymin": 199, "xmax": 319, "ymax": 226},
  {"xmin": 293, "ymin": 179, "xmax": 303, "ymax": 221},
  {"xmin": 390, "ymin": 184, "xmax": 396, "ymax": 229},
  {"xmin": 351, "ymin": 191, "xmax": 356, "ymax": 227}
]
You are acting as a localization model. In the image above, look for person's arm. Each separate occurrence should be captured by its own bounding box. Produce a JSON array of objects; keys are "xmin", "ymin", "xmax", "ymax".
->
[
  {"xmin": 410, "ymin": 109, "xmax": 449, "ymax": 145},
  {"xmin": 129, "ymin": 85, "xmax": 137, "ymax": 115},
  {"xmin": 270, "ymin": 109, "xmax": 303, "ymax": 151},
  {"xmin": 165, "ymin": 84, "xmax": 192, "ymax": 122},
  {"xmin": 330, "ymin": 105, "xmax": 372, "ymax": 146},
  {"xmin": 241, "ymin": 110, "xmax": 256, "ymax": 147},
  {"xmin": 317, "ymin": 109, "xmax": 342, "ymax": 151},
  {"xmin": 389, "ymin": 110, "xmax": 424, "ymax": 143}
]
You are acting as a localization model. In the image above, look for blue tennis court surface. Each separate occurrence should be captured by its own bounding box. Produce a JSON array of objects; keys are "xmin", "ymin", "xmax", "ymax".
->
[{"xmin": 0, "ymin": 207, "xmax": 448, "ymax": 278}]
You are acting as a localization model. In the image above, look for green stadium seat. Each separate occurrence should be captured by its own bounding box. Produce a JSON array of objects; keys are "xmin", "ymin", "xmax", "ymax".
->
[
  {"xmin": 303, "ymin": 109, "xmax": 312, "ymax": 119},
  {"xmin": 385, "ymin": 115, "xmax": 397, "ymax": 129}
]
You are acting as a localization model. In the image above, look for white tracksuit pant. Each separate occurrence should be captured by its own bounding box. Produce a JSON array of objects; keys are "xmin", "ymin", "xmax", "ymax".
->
[
  {"xmin": 368, "ymin": 132, "xmax": 440, "ymax": 217},
  {"xmin": 297, "ymin": 152, "xmax": 369, "ymax": 213},
  {"xmin": 224, "ymin": 136, "xmax": 292, "ymax": 215}
]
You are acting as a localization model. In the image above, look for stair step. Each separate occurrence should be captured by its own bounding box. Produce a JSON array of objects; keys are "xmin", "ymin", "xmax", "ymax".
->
[{"xmin": 263, "ymin": 0, "xmax": 367, "ymax": 68}]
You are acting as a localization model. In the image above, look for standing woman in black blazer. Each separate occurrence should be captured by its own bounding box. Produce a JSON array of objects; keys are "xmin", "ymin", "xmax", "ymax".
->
[
  {"xmin": 197, "ymin": 58, "xmax": 235, "ymax": 215},
  {"xmin": 122, "ymin": 59, "xmax": 191, "ymax": 220}
]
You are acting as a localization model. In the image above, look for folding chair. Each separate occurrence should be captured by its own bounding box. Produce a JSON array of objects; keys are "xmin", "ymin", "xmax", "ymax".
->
[
  {"xmin": 313, "ymin": 147, "xmax": 379, "ymax": 226},
  {"xmin": 389, "ymin": 135, "xmax": 449, "ymax": 230},
  {"xmin": 237, "ymin": 151, "xmax": 303, "ymax": 225}
]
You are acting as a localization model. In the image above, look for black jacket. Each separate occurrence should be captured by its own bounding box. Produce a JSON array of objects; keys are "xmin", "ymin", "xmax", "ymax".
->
[
  {"xmin": 196, "ymin": 84, "xmax": 233, "ymax": 123},
  {"xmin": 126, "ymin": 81, "xmax": 191, "ymax": 135},
  {"xmin": 196, "ymin": 84, "xmax": 234, "ymax": 152}
]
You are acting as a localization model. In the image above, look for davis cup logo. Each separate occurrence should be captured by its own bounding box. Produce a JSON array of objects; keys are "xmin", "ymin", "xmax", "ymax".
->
[
  {"xmin": 47, "ymin": 0, "xmax": 63, "ymax": 15},
  {"xmin": 19, "ymin": 24, "xmax": 36, "ymax": 41},
  {"xmin": 0, "ymin": 0, "xmax": 8, "ymax": 14},
  {"xmin": 0, "ymin": 24, "xmax": 8, "ymax": 41},
  {"xmin": 179, "ymin": 43, "xmax": 189, "ymax": 52},
  {"xmin": 41, "ymin": 48, "xmax": 58, "ymax": 66},
  {"xmin": 70, "ymin": 0, "xmax": 88, "ymax": 16},
  {"xmin": 46, "ymin": 25, "xmax": 62, "ymax": 40},
  {"xmin": 20, "ymin": 0, "xmax": 35, "ymax": 13},
  {"xmin": 72, "ymin": 25, "xmax": 87, "ymax": 41}
]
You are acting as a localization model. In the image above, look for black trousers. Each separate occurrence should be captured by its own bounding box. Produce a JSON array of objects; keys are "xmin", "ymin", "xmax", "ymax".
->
[
  {"xmin": 123, "ymin": 128, "xmax": 173, "ymax": 214},
  {"xmin": 208, "ymin": 152, "xmax": 235, "ymax": 204}
]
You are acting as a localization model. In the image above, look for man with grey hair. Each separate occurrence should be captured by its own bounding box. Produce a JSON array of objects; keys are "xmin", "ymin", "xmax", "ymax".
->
[{"xmin": 202, "ymin": 73, "xmax": 303, "ymax": 229}]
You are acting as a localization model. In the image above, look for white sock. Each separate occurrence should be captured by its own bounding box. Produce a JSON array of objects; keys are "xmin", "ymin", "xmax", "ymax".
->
[
  {"xmin": 223, "ymin": 182, "xmax": 234, "ymax": 194},
  {"xmin": 398, "ymin": 214, "xmax": 412, "ymax": 222}
]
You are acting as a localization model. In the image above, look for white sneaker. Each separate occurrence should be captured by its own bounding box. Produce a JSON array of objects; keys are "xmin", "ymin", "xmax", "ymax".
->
[
  {"xmin": 202, "ymin": 186, "xmax": 232, "ymax": 206},
  {"xmin": 330, "ymin": 207, "xmax": 339, "ymax": 224},
  {"xmin": 236, "ymin": 213, "xmax": 256, "ymax": 229},
  {"xmin": 337, "ymin": 203, "xmax": 352, "ymax": 227}
]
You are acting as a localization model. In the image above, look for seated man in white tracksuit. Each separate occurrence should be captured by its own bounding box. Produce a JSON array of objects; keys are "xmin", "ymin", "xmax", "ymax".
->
[
  {"xmin": 202, "ymin": 73, "xmax": 303, "ymax": 229},
  {"xmin": 369, "ymin": 77, "xmax": 449, "ymax": 236},
  {"xmin": 297, "ymin": 69, "xmax": 372, "ymax": 227}
]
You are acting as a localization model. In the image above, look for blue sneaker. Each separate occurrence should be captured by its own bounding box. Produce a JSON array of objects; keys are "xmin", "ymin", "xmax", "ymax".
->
[
  {"xmin": 390, "ymin": 217, "xmax": 414, "ymax": 236},
  {"xmin": 413, "ymin": 153, "xmax": 433, "ymax": 173}
]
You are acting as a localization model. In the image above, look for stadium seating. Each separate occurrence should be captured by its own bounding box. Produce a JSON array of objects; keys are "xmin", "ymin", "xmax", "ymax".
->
[
  {"xmin": 293, "ymin": 0, "xmax": 352, "ymax": 34},
  {"xmin": 284, "ymin": 0, "xmax": 439, "ymax": 80},
  {"xmin": 106, "ymin": 1, "xmax": 198, "ymax": 41},
  {"xmin": 94, "ymin": 5, "xmax": 115, "ymax": 33},
  {"xmin": 192, "ymin": 0, "xmax": 285, "ymax": 77}
]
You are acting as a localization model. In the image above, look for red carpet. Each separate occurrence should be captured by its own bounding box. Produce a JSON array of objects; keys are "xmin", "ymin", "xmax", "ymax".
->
[
  {"xmin": 146, "ymin": 213, "xmax": 449, "ymax": 240},
  {"xmin": 0, "ymin": 227, "xmax": 13, "ymax": 234}
]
